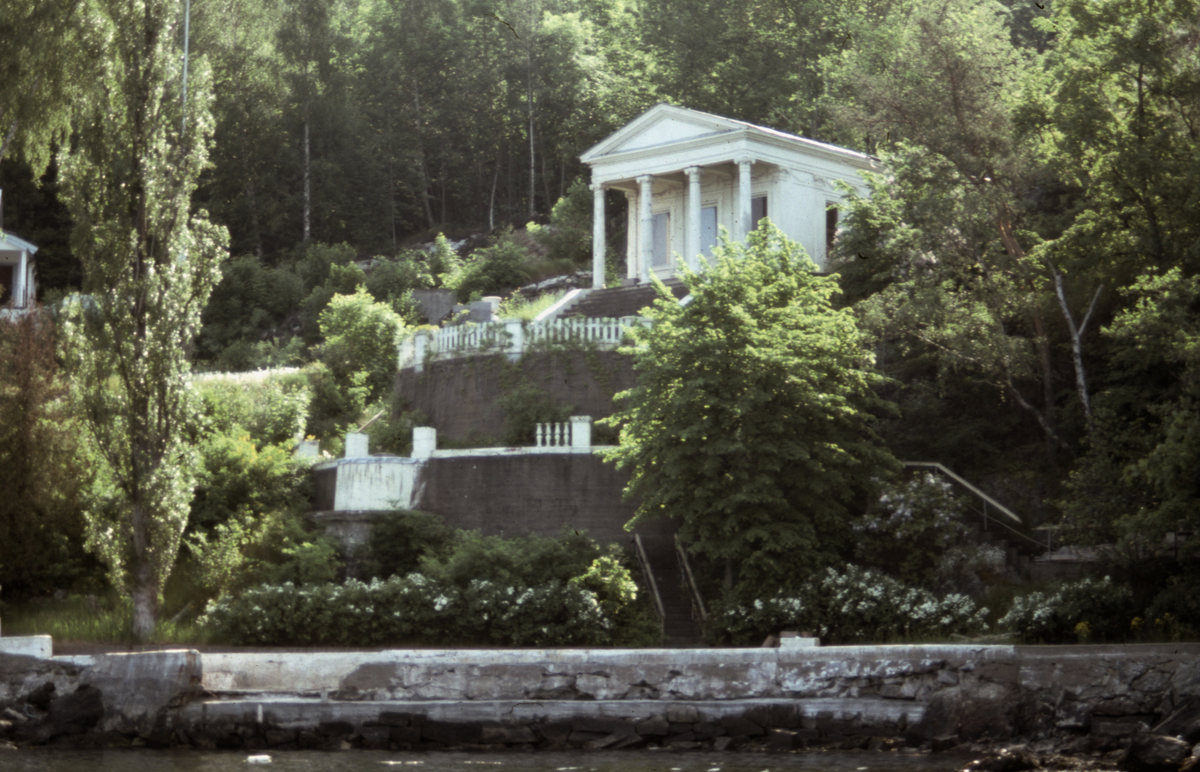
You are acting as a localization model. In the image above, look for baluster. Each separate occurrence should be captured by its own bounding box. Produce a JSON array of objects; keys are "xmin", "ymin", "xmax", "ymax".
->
[{"xmin": 537, "ymin": 423, "xmax": 545, "ymax": 447}]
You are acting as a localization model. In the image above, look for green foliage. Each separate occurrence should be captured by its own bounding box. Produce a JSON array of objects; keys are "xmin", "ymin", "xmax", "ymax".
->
[
  {"xmin": 568, "ymin": 554, "xmax": 638, "ymax": 619},
  {"xmin": 188, "ymin": 431, "xmax": 311, "ymax": 535},
  {"xmin": 202, "ymin": 573, "xmax": 615, "ymax": 647},
  {"xmin": 196, "ymin": 255, "xmax": 307, "ymax": 361},
  {"xmin": 708, "ymin": 564, "xmax": 990, "ymax": 645},
  {"xmin": 57, "ymin": 0, "xmax": 229, "ymax": 640},
  {"xmin": 854, "ymin": 473, "xmax": 972, "ymax": 589},
  {"xmin": 317, "ymin": 286, "xmax": 407, "ymax": 404},
  {"xmin": 194, "ymin": 370, "xmax": 311, "ymax": 445},
  {"xmin": 496, "ymin": 381, "xmax": 572, "ymax": 446},
  {"xmin": 496, "ymin": 290, "xmax": 565, "ymax": 321},
  {"xmin": 302, "ymin": 361, "xmax": 369, "ymax": 443},
  {"xmin": 449, "ymin": 229, "xmax": 532, "ymax": 303},
  {"xmin": 603, "ymin": 222, "xmax": 897, "ymax": 594},
  {"xmin": 362, "ymin": 509, "xmax": 457, "ymax": 581},
  {"xmin": 418, "ymin": 527, "xmax": 601, "ymax": 590},
  {"xmin": 527, "ymin": 178, "xmax": 593, "ymax": 266},
  {"xmin": 999, "ymin": 575, "xmax": 1135, "ymax": 643},
  {"xmin": 0, "ymin": 310, "xmax": 99, "ymax": 598}
]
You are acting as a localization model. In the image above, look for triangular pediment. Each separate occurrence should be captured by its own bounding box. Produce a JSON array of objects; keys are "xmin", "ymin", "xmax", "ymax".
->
[
  {"xmin": 0, "ymin": 231, "xmax": 38, "ymax": 256},
  {"xmin": 581, "ymin": 104, "xmax": 742, "ymax": 163}
]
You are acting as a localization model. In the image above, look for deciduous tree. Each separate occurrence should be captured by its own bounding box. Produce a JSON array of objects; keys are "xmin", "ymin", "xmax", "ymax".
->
[
  {"xmin": 58, "ymin": 0, "xmax": 228, "ymax": 640},
  {"xmin": 603, "ymin": 223, "xmax": 897, "ymax": 594}
]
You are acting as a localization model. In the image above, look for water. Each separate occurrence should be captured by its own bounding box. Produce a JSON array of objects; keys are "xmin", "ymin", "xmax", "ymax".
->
[{"xmin": 0, "ymin": 749, "xmax": 978, "ymax": 772}]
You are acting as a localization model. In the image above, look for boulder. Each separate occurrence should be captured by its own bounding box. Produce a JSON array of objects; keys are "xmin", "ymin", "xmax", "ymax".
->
[
  {"xmin": 1155, "ymin": 696, "xmax": 1200, "ymax": 745},
  {"xmin": 964, "ymin": 744, "xmax": 1041, "ymax": 772},
  {"xmin": 1120, "ymin": 732, "xmax": 1193, "ymax": 772},
  {"xmin": 82, "ymin": 650, "xmax": 202, "ymax": 737},
  {"xmin": 42, "ymin": 685, "xmax": 104, "ymax": 738}
]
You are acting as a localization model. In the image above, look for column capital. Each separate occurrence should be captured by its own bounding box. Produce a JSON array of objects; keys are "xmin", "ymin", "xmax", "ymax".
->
[
  {"xmin": 635, "ymin": 174, "xmax": 654, "ymax": 185},
  {"xmin": 590, "ymin": 182, "xmax": 605, "ymax": 192},
  {"xmin": 684, "ymin": 165, "xmax": 701, "ymax": 178},
  {"xmin": 735, "ymin": 157, "xmax": 756, "ymax": 168}
]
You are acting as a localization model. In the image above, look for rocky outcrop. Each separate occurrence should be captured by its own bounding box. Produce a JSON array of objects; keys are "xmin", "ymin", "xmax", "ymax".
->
[{"xmin": 0, "ymin": 650, "xmax": 201, "ymax": 747}]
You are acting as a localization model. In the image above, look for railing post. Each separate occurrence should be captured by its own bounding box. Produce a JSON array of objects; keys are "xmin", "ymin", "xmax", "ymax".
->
[
  {"xmin": 412, "ymin": 426, "xmax": 437, "ymax": 459},
  {"xmin": 570, "ymin": 416, "xmax": 591, "ymax": 448},
  {"xmin": 411, "ymin": 329, "xmax": 430, "ymax": 374},
  {"xmin": 506, "ymin": 319, "xmax": 524, "ymax": 362}
]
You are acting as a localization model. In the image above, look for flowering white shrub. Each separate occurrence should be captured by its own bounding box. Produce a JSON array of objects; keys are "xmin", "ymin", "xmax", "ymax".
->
[
  {"xmin": 709, "ymin": 565, "xmax": 989, "ymax": 645},
  {"xmin": 201, "ymin": 572, "xmax": 616, "ymax": 646},
  {"xmin": 999, "ymin": 575, "xmax": 1134, "ymax": 642}
]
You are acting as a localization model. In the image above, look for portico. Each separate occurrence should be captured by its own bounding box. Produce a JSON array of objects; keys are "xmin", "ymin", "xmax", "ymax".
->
[
  {"xmin": 0, "ymin": 230, "xmax": 38, "ymax": 320},
  {"xmin": 580, "ymin": 104, "xmax": 879, "ymax": 288}
]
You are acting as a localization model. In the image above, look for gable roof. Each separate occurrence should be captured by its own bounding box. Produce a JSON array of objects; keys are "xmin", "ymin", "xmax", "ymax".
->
[
  {"xmin": 0, "ymin": 231, "xmax": 39, "ymax": 255},
  {"xmin": 580, "ymin": 103, "xmax": 875, "ymax": 169}
]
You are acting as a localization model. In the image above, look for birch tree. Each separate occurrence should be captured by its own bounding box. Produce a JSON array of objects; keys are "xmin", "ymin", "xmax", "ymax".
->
[{"xmin": 58, "ymin": 0, "xmax": 228, "ymax": 640}]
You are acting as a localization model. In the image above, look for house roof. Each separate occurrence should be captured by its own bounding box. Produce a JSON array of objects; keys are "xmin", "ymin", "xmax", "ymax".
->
[
  {"xmin": 580, "ymin": 103, "xmax": 876, "ymax": 171},
  {"xmin": 0, "ymin": 230, "xmax": 39, "ymax": 255}
]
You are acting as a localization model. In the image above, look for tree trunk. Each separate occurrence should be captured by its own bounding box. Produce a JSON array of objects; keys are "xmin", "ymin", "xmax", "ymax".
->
[
  {"xmin": 527, "ymin": 48, "xmax": 536, "ymax": 218},
  {"xmin": 302, "ymin": 103, "xmax": 311, "ymax": 243},
  {"xmin": 412, "ymin": 80, "xmax": 436, "ymax": 230},
  {"xmin": 129, "ymin": 500, "xmax": 158, "ymax": 641},
  {"xmin": 1049, "ymin": 262, "xmax": 1102, "ymax": 434}
]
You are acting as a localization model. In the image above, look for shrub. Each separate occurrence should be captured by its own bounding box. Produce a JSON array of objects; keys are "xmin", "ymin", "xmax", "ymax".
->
[
  {"xmin": 362, "ymin": 509, "xmax": 457, "ymax": 581},
  {"xmin": 854, "ymin": 473, "xmax": 971, "ymax": 588},
  {"xmin": 708, "ymin": 564, "xmax": 989, "ymax": 645},
  {"xmin": 187, "ymin": 431, "xmax": 311, "ymax": 534},
  {"xmin": 527, "ymin": 178, "xmax": 593, "ymax": 267},
  {"xmin": 202, "ymin": 573, "xmax": 614, "ymax": 647},
  {"xmin": 1000, "ymin": 575, "xmax": 1136, "ymax": 643},
  {"xmin": 194, "ymin": 371, "xmax": 311, "ymax": 445},
  {"xmin": 449, "ymin": 230, "xmax": 531, "ymax": 302},
  {"xmin": 318, "ymin": 287, "xmax": 407, "ymax": 404}
]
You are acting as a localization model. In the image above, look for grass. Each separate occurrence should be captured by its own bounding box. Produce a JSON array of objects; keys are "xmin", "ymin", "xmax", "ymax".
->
[
  {"xmin": 496, "ymin": 290, "xmax": 565, "ymax": 321},
  {"xmin": 2, "ymin": 593, "xmax": 218, "ymax": 646}
]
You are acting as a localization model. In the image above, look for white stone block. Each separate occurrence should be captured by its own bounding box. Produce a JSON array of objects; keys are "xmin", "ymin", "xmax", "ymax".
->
[
  {"xmin": 780, "ymin": 637, "xmax": 820, "ymax": 648},
  {"xmin": 0, "ymin": 634, "xmax": 52, "ymax": 659},
  {"xmin": 570, "ymin": 416, "xmax": 592, "ymax": 448},
  {"xmin": 412, "ymin": 427, "xmax": 437, "ymax": 459},
  {"xmin": 344, "ymin": 432, "xmax": 369, "ymax": 458},
  {"xmin": 294, "ymin": 439, "xmax": 319, "ymax": 459}
]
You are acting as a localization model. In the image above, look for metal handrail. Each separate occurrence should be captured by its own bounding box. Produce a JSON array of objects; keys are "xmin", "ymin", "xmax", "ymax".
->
[
  {"xmin": 632, "ymin": 534, "xmax": 665, "ymax": 637},
  {"xmin": 674, "ymin": 536, "xmax": 708, "ymax": 628},
  {"xmin": 903, "ymin": 461, "xmax": 1047, "ymax": 551}
]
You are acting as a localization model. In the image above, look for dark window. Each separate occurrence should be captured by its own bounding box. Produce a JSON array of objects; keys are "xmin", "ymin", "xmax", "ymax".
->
[
  {"xmin": 751, "ymin": 196, "xmax": 767, "ymax": 229},
  {"xmin": 701, "ymin": 206, "xmax": 717, "ymax": 258},
  {"xmin": 652, "ymin": 212, "xmax": 671, "ymax": 267},
  {"xmin": 826, "ymin": 205, "xmax": 839, "ymax": 257},
  {"xmin": 0, "ymin": 265, "xmax": 12, "ymax": 305}
]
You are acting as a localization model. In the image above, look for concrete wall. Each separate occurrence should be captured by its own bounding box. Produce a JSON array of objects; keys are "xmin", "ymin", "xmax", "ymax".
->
[{"xmin": 394, "ymin": 351, "xmax": 635, "ymax": 446}]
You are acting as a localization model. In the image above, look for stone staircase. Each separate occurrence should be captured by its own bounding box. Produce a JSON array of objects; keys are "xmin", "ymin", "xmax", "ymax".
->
[
  {"xmin": 565, "ymin": 279, "xmax": 689, "ymax": 319},
  {"xmin": 639, "ymin": 535, "xmax": 705, "ymax": 647}
]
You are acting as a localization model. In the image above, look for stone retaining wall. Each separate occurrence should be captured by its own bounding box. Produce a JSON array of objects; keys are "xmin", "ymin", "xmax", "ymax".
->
[{"xmin": 3, "ymin": 643, "xmax": 1199, "ymax": 754}]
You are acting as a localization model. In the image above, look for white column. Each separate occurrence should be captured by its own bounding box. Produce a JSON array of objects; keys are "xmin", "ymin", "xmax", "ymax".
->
[
  {"xmin": 591, "ymin": 183, "xmax": 605, "ymax": 289},
  {"xmin": 569, "ymin": 415, "xmax": 592, "ymax": 449},
  {"xmin": 624, "ymin": 191, "xmax": 637, "ymax": 281},
  {"xmin": 685, "ymin": 166, "xmax": 702, "ymax": 271},
  {"xmin": 15, "ymin": 249, "xmax": 26, "ymax": 308},
  {"xmin": 637, "ymin": 174, "xmax": 653, "ymax": 283},
  {"xmin": 736, "ymin": 158, "xmax": 754, "ymax": 241},
  {"xmin": 412, "ymin": 427, "xmax": 437, "ymax": 459},
  {"xmin": 344, "ymin": 432, "xmax": 369, "ymax": 458}
]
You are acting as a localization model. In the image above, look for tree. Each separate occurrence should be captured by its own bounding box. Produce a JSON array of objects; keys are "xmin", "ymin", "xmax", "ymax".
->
[
  {"xmin": 57, "ymin": 0, "xmax": 228, "ymax": 640},
  {"xmin": 0, "ymin": 309, "xmax": 92, "ymax": 598},
  {"xmin": 0, "ymin": 0, "xmax": 102, "ymax": 171},
  {"xmin": 602, "ymin": 222, "xmax": 897, "ymax": 594},
  {"xmin": 318, "ymin": 286, "xmax": 407, "ymax": 405}
]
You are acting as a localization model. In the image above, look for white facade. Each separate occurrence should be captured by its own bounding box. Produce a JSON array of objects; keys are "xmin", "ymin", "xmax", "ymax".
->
[
  {"xmin": 580, "ymin": 104, "xmax": 879, "ymax": 287},
  {"xmin": 0, "ymin": 230, "xmax": 38, "ymax": 319}
]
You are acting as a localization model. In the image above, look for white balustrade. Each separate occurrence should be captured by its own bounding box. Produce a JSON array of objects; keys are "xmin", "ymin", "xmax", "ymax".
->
[{"xmin": 398, "ymin": 317, "xmax": 648, "ymax": 372}]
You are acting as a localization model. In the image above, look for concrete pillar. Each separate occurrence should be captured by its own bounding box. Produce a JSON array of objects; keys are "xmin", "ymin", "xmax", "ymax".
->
[
  {"xmin": 570, "ymin": 415, "xmax": 592, "ymax": 448},
  {"xmin": 624, "ymin": 191, "xmax": 637, "ymax": 281},
  {"xmin": 736, "ymin": 158, "xmax": 754, "ymax": 241},
  {"xmin": 591, "ymin": 183, "xmax": 606, "ymax": 289},
  {"xmin": 411, "ymin": 329, "xmax": 430, "ymax": 374},
  {"xmin": 15, "ymin": 249, "xmax": 26, "ymax": 308},
  {"xmin": 293, "ymin": 439, "xmax": 320, "ymax": 459},
  {"xmin": 505, "ymin": 318, "xmax": 524, "ymax": 362},
  {"xmin": 412, "ymin": 426, "xmax": 437, "ymax": 459},
  {"xmin": 344, "ymin": 432, "xmax": 369, "ymax": 458},
  {"xmin": 637, "ymin": 175, "xmax": 653, "ymax": 283},
  {"xmin": 685, "ymin": 166, "xmax": 702, "ymax": 271}
]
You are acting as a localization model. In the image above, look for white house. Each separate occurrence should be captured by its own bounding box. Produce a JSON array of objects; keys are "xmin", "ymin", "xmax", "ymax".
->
[
  {"xmin": 580, "ymin": 104, "xmax": 879, "ymax": 287},
  {"xmin": 0, "ymin": 229, "xmax": 38, "ymax": 320}
]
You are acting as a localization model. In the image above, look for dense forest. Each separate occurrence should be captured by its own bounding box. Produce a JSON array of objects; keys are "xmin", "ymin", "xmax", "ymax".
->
[{"xmin": 1, "ymin": 0, "xmax": 1199, "ymax": 640}]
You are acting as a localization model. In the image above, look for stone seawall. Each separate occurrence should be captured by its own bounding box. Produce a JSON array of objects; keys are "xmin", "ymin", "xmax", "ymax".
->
[{"xmin": 3, "ymin": 642, "xmax": 1199, "ymax": 758}]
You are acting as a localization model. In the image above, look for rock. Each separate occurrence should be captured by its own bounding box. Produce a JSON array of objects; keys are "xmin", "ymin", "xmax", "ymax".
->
[
  {"xmin": 42, "ymin": 685, "xmax": 104, "ymax": 738},
  {"xmin": 3, "ymin": 708, "xmax": 26, "ymax": 723},
  {"xmin": 1120, "ymin": 732, "xmax": 1192, "ymax": 772},
  {"xmin": 713, "ymin": 736, "xmax": 733, "ymax": 751},
  {"xmin": 1154, "ymin": 696, "xmax": 1200, "ymax": 745},
  {"xmin": 767, "ymin": 728, "xmax": 802, "ymax": 751},
  {"xmin": 0, "ymin": 740, "xmax": 16, "ymax": 751},
  {"xmin": 23, "ymin": 682, "xmax": 55, "ymax": 711},
  {"xmin": 1179, "ymin": 745, "xmax": 1200, "ymax": 772},
  {"xmin": 422, "ymin": 720, "xmax": 481, "ymax": 746},
  {"xmin": 910, "ymin": 681, "xmax": 1016, "ymax": 743},
  {"xmin": 932, "ymin": 734, "xmax": 962, "ymax": 752},
  {"xmin": 358, "ymin": 726, "xmax": 390, "ymax": 749},
  {"xmin": 82, "ymin": 650, "xmax": 202, "ymax": 737},
  {"xmin": 963, "ymin": 744, "xmax": 1041, "ymax": 772},
  {"xmin": 635, "ymin": 715, "xmax": 670, "ymax": 736},
  {"xmin": 666, "ymin": 704, "xmax": 700, "ymax": 723}
]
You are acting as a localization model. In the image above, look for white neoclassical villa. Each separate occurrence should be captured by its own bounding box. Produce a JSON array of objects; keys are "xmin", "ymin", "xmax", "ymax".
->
[
  {"xmin": 0, "ymin": 229, "xmax": 38, "ymax": 321},
  {"xmin": 580, "ymin": 104, "xmax": 880, "ymax": 287}
]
